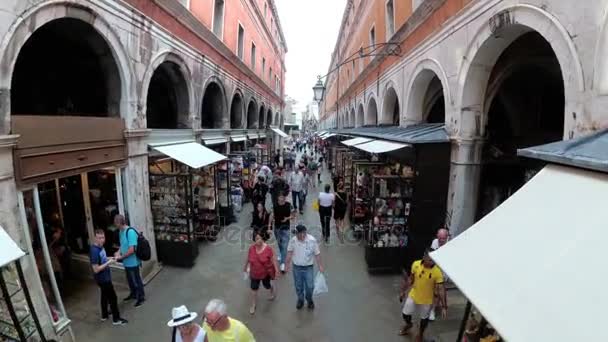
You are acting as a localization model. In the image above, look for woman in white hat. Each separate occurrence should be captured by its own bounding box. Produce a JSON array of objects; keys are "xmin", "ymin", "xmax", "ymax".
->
[{"xmin": 167, "ymin": 305, "xmax": 207, "ymax": 342}]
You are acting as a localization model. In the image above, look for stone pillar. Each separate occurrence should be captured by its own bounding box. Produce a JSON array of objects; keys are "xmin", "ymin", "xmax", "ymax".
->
[
  {"xmin": 124, "ymin": 129, "xmax": 160, "ymax": 280},
  {"xmin": 447, "ymin": 137, "xmax": 484, "ymax": 237}
]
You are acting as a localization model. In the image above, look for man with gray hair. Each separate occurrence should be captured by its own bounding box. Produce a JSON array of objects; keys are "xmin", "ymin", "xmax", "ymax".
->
[{"xmin": 202, "ymin": 299, "xmax": 255, "ymax": 341}]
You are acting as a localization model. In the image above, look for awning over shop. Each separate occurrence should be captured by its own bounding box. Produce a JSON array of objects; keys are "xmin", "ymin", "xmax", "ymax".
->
[
  {"xmin": 321, "ymin": 133, "xmax": 336, "ymax": 140},
  {"xmin": 431, "ymin": 164, "xmax": 608, "ymax": 342},
  {"xmin": 0, "ymin": 227, "xmax": 25, "ymax": 268},
  {"xmin": 258, "ymin": 133, "xmax": 267, "ymax": 138},
  {"xmin": 335, "ymin": 123, "xmax": 448, "ymax": 144},
  {"xmin": 353, "ymin": 139, "xmax": 409, "ymax": 153},
  {"xmin": 203, "ymin": 137, "xmax": 228, "ymax": 145},
  {"xmin": 152, "ymin": 142, "xmax": 227, "ymax": 168},
  {"xmin": 341, "ymin": 137, "xmax": 373, "ymax": 146},
  {"xmin": 247, "ymin": 133, "xmax": 258, "ymax": 140},
  {"xmin": 230, "ymin": 135, "xmax": 247, "ymax": 142},
  {"xmin": 270, "ymin": 127, "xmax": 289, "ymax": 138},
  {"xmin": 518, "ymin": 129, "xmax": 608, "ymax": 173}
]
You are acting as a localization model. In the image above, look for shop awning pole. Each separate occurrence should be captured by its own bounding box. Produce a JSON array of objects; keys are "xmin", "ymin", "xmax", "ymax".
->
[{"xmin": 457, "ymin": 300, "xmax": 472, "ymax": 342}]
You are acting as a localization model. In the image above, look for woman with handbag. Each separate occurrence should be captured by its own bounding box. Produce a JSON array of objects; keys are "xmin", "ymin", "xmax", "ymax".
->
[
  {"xmin": 243, "ymin": 231, "xmax": 279, "ymax": 315},
  {"xmin": 251, "ymin": 202, "xmax": 271, "ymax": 241},
  {"xmin": 333, "ymin": 182, "xmax": 348, "ymax": 243}
]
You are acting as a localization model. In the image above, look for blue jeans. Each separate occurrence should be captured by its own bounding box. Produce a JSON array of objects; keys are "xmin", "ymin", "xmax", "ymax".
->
[
  {"xmin": 291, "ymin": 191, "xmax": 303, "ymax": 210},
  {"xmin": 293, "ymin": 265, "xmax": 314, "ymax": 303},
  {"xmin": 275, "ymin": 229, "xmax": 290, "ymax": 264},
  {"xmin": 125, "ymin": 266, "xmax": 145, "ymax": 301}
]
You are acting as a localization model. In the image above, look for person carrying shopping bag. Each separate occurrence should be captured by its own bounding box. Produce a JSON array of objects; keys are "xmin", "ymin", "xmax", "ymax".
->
[
  {"xmin": 243, "ymin": 231, "xmax": 279, "ymax": 315},
  {"xmin": 318, "ymin": 184, "xmax": 335, "ymax": 243},
  {"xmin": 285, "ymin": 224, "xmax": 324, "ymax": 310}
]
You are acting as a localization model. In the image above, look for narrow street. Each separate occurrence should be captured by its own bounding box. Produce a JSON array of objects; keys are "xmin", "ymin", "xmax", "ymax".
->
[{"xmin": 66, "ymin": 153, "xmax": 465, "ymax": 342}]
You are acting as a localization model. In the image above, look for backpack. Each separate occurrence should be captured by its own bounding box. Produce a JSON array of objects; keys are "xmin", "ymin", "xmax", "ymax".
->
[{"xmin": 127, "ymin": 227, "xmax": 151, "ymax": 261}]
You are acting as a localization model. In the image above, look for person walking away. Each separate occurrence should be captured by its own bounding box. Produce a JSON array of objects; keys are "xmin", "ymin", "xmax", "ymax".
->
[
  {"xmin": 243, "ymin": 231, "xmax": 279, "ymax": 314},
  {"xmin": 318, "ymin": 184, "xmax": 335, "ymax": 243},
  {"xmin": 167, "ymin": 305, "xmax": 206, "ymax": 342},
  {"xmin": 250, "ymin": 203, "xmax": 270, "ymax": 242},
  {"xmin": 302, "ymin": 169, "xmax": 310, "ymax": 204},
  {"xmin": 285, "ymin": 224, "xmax": 324, "ymax": 310},
  {"xmin": 333, "ymin": 183, "xmax": 348, "ymax": 243},
  {"xmin": 113, "ymin": 214, "xmax": 145, "ymax": 307},
  {"xmin": 274, "ymin": 150, "xmax": 281, "ymax": 168},
  {"xmin": 251, "ymin": 175, "xmax": 269, "ymax": 208},
  {"xmin": 399, "ymin": 249, "xmax": 447, "ymax": 342},
  {"xmin": 89, "ymin": 229, "xmax": 128, "ymax": 325},
  {"xmin": 288, "ymin": 166, "xmax": 305, "ymax": 214},
  {"xmin": 307, "ymin": 158, "xmax": 318, "ymax": 188},
  {"xmin": 268, "ymin": 194, "xmax": 295, "ymax": 273},
  {"xmin": 270, "ymin": 168, "xmax": 289, "ymax": 209},
  {"xmin": 203, "ymin": 299, "xmax": 255, "ymax": 342}
]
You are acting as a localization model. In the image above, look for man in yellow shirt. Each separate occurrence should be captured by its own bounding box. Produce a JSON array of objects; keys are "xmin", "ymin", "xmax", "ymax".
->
[
  {"xmin": 203, "ymin": 299, "xmax": 255, "ymax": 342},
  {"xmin": 399, "ymin": 249, "xmax": 447, "ymax": 342}
]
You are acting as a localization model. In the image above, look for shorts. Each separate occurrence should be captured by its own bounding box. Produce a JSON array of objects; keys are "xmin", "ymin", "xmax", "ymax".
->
[
  {"xmin": 250, "ymin": 276, "xmax": 272, "ymax": 290},
  {"xmin": 402, "ymin": 297, "xmax": 432, "ymax": 319}
]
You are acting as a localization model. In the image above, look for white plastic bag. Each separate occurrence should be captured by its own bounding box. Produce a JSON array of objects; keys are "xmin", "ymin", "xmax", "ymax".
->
[
  {"xmin": 313, "ymin": 272, "xmax": 328, "ymax": 296},
  {"xmin": 242, "ymin": 271, "xmax": 249, "ymax": 281}
]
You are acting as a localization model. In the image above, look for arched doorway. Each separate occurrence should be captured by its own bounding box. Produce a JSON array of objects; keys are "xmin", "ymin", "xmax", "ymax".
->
[
  {"xmin": 201, "ymin": 81, "xmax": 226, "ymax": 128},
  {"xmin": 146, "ymin": 61, "xmax": 190, "ymax": 128},
  {"xmin": 356, "ymin": 104, "xmax": 364, "ymax": 127},
  {"xmin": 230, "ymin": 92, "xmax": 244, "ymax": 129},
  {"xmin": 406, "ymin": 68, "xmax": 446, "ymax": 125},
  {"xmin": 266, "ymin": 109, "xmax": 273, "ymax": 127},
  {"xmin": 11, "ymin": 18, "xmax": 121, "ymax": 117},
  {"xmin": 471, "ymin": 31, "xmax": 565, "ymax": 219},
  {"xmin": 365, "ymin": 98, "xmax": 378, "ymax": 126},
  {"xmin": 382, "ymin": 87, "xmax": 400, "ymax": 125},
  {"xmin": 350, "ymin": 109, "xmax": 355, "ymax": 128},
  {"xmin": 247, "ymin": 100, "xmax": 258, "ymax": 128},
  {"xmin": 258, "ymin": 105, "xmax": 265, "ymax": 128}
]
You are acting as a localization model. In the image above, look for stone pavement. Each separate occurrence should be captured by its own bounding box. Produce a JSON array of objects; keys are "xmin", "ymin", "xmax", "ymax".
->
[{"xmin": 65, "ymin": 150, "xmax": 466, "ymax": 342}]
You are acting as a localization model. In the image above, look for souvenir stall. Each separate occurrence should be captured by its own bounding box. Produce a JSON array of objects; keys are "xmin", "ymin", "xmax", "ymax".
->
[
  {"xmin": 216, "ymin": 160, "xmax": 234, "ymax": 226},
  {"xmin": 0, "ymin": 228, "xmax": 47, "ymax": 341},
  {"xmin": 149, "ymin": 142, "xmax": 227, "ymax": 267},
  {"xmin": 227, "ymin": 154, "xmax": 245, "ymax": 213},
  {"xmin": 252, "ymin": 144, "xmax": 269, "ymax": 165},
  {"xmin": 350, "ymin": 160, "xmax": 384, "ymax": 238}
]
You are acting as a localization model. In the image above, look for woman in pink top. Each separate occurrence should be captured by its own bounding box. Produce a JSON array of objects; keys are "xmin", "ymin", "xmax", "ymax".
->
[{"xmin": 243, "ymin": 231, "xmax": 279, "ymax": 315}]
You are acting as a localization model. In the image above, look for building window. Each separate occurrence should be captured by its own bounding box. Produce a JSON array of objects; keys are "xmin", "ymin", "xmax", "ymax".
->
[
  {"xmin": 262, "ymin": 58, "xmax": 266, "ymax": 77},
  {"xmin": 358, "ymin": 45, "xmax": 364, "ymax": 73},
  {"xmin": 386, "ymin": 0, "xmax": 395, "ymax": 39},
  {"xmin": 178, "ymin": 0, "xmax": 190, "ymax": 9},
  {"xmin": 212, "ymin": 0, "xmax": 225, "ymax": 39},
  {"xmin": 251, "ymin": 42, "xmax": 256, "ymax": 70},
  {"xmin": 264, "ymin": 1, "xmax": 268, "ymax": 18},
  {"xmin": 269, "ymin": 67, "xmax": 272, "ymax": 83},
  {"xmin": 271, "ymin": 18, "xmax": 274, "ymax": 34},
  {"xmin": 237, "ymin": 24, "xmax": 245, "ymax": 60},
  {"xmin": 369, "ymin": 26, "xmax": 376, "ymax": 47}
]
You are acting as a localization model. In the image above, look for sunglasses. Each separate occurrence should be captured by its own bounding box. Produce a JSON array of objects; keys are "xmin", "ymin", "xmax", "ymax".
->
[{"xmin": 204, "ymin": 314, "xmax": 226, "ymax": 330}]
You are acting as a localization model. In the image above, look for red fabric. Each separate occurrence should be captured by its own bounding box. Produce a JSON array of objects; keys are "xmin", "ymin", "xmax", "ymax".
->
[{"xmin": 248, "ymin": 245, "xmax": 275, "ymax": 280}]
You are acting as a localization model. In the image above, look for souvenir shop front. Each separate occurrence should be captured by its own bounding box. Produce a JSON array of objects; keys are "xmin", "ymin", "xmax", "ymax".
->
[
  {"xmin": 337, "ymin": 124, "xmax": 450, "ymax": 272},
  {"xmin": 432, "ymin": 131, "xmax": 608, "ymax": 342},
  {"xmin": 229, "ymin": 131, "xmax": 248, "ymax": 153},
  {"xmin": 148, "ymin": 140, "xmax": 228, "ymax": 267}
]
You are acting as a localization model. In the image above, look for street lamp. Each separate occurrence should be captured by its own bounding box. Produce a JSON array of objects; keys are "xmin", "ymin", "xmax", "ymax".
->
[{"xmin": 312, "ymin": 78, "xmax": 325, "ymax": 103}]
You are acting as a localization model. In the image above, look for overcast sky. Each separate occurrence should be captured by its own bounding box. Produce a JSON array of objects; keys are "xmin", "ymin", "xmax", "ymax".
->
[{"xmin": 275, "ymin": 0, "xmax": 346, "ymax": 116}]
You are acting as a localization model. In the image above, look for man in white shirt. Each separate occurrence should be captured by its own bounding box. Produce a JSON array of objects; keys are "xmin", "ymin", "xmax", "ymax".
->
[
  {"xmin": 288, "ymin": 166, "xmax": 305, "ymax": 214},
  {"xmin": 285, "ymin": 224, "xmax": 324, "ymax": 310}
]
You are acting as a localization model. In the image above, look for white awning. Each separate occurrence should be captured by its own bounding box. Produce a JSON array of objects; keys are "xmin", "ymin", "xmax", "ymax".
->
[
  {"xmin": 353, "ymin": 139, "xmax": 409, "ymax": 153},
  {"xmin": 258, "ymin": 133, "xmax": 266, "ymax": 138},
  {"xmin": 321, "ymin": 133, "xmax": 336, "ymax": 140},
  {"xmin": 203, "ymin": 137, "xmax": 228, "ymax": 145},
  {"xmin": 341, "ymin": 137, "xmax": 373, "ymax": 146},
  {"xmin": 152, "ymin": 142, "xmax": 227, "ymax": 168},
  {"xmin": 0, "ymin": 227, "xmax": 25, "ymax": 268},
  {"xmin": 230, "ymin": 135, "xmax": 247, "ymax": 142},
  {"xmin": 431, "ymin": 165, "xmax": 608, "ymax": 342},
  {"xmin": 270, "ymin": 127, "xmax": 289, "ymax": 138},
  {"xmin": 247, "ymin": 133, "xmax": 258, "ymax": 140}
]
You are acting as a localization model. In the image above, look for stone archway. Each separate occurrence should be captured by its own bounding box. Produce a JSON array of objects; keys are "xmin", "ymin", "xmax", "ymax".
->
[
  {"xmin": 201, "ymin": 79, "xmax": 227, "ymax": 129},
  {"xmin": 356, "ymin": 104, "xmax": 364, "ymax": 127},
  {"xmin": 145, "ymin": 61, "xmax": 190, "ymax": 129},
  {"xmin": 258, "ymin": 104, "xmax": 266, "ymax": 128},
  {"xmin": 230, "ymin": 91, "xmax": 244, "ymax": 129},
  {"xmin": 266, "ymin": 108, "xmax": 273, "ymax": 128},
  {"xmin": 365, "ymin": 97, "xmax": 378, "ymax": 126},
  {"xmin": 405, "ymin": 59, "xmax": 449, "ymax": 126},
  {"xmin": 247, "ymin": 99, "xmax": 258, "ymax": 128},
  {"xmin": 381, "ymin": 86, "xmax": 400, "ymax": 125}
]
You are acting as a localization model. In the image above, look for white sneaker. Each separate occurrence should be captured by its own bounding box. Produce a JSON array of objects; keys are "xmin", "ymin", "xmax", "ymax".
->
[
  {"xmin": 429, "ymin": 307, "xmax": 436, "ymax": 321},
  {"xmin": 280, "ymin": 263, "xmax": 285, "ymax": 273}
]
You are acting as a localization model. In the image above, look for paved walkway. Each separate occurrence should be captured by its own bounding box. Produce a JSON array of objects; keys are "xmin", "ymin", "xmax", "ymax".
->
[{"xmin": 65, "ymin": 150, "xmax": 465, "ymax": 341}]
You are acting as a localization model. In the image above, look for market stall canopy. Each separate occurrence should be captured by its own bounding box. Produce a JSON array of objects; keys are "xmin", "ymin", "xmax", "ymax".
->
[
  {"xmin": 247, "ymin": 133, "xmax": 258, "ymax": 140},
  {"xmin": 336, "ymin": 123, "xmax": 448, "ymax": 144},
  {"xmin": 258, "ymin": 133, "xmax": 267, "ymax": 138},
  {"xmin": 152, "ymin": 142, "xmax": 227, "ymax": 169},
  {"xmin": 270, "ymin": 127, "xmax": 289, "ymax": 138},
  {"xmin": 431, "ymin": 164, "xmax": 608, "ymax": 342},
  {"xmin": 0, "ymin": 227, "xmax": 25, "ymax": 268},
  {"xmin": 203, "ymin": 137, "xmax": 228, "ymax": 145},
  {"xmin": 341, "ymin": 137, "xmax": 373, "ymax": 146},
  {"xmin": 518, "ymin": 129, "xmax": 608, "ymax": 173},
  {"xmin": 321, "ymin": 133, "xmax": 336, "ymax": 140},
  {"xmin": 230, "ymin": 135, "xmax": 247, "ymax": 142},
  {"xmin": 353, "ymin": 139, "xmax": 409, "ymax": 153}
]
